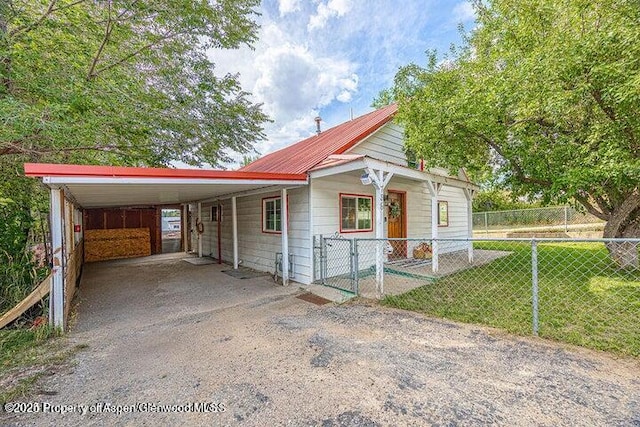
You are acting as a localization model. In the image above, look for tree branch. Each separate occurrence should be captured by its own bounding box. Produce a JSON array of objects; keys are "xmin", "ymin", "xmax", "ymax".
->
[
  {"xmin": 455, "ymin": 122, "xmax": 552, "ymax": 187},
  {"xmin": 574, "ymin": 193, "xmax": 609, "ymax": 220},
  {"xmin": 0, "ymin": 142, "xmax": 126, "ymax": 157},
  {"xmin": 8, "ymin": 0, "xmax": 88, "ymax": 37},
  {"xmin": 91, "ymin": 31, "xmax": 178, "ymax": 78},
  {"xmin": 594, "ymin": 195, "xmax": 612, "ymax": 216},
  {"xmin": 591, "ymin": 87, "xmax": 638, "ymax": 153},
  {"xmin": 87, "ymin": 0, "xmax": 114, "ymax": 80},
  {"xmin": 9, "ymin": 0, "xmax": 56, "ymax": 37}
]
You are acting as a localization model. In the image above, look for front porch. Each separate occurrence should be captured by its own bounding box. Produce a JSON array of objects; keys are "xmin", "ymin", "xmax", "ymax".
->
[{"xmin": 310, "ymin": 155, "xmax": 478, "ymax": 297}]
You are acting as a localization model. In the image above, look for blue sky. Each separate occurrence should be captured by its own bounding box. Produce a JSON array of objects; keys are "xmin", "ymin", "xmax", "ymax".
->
[{"xmin": 209, "ymin": 0, "xmax": 476, "ymax": 165}]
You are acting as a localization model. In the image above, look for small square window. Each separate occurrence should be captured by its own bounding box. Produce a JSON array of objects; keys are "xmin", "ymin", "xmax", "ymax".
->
[{"xmin": 437, "ymin": 201, "xmax": 448, "ymax": 227}]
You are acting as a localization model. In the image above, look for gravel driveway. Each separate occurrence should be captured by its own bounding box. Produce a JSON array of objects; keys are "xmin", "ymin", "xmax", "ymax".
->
[{"xmin": 3, "ymin": 256, "xmax": 639, "ymax": 426}]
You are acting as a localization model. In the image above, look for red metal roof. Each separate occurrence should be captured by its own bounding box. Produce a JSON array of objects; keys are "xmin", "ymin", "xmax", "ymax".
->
[
  {"xmin": 24, "ymin": 163, "xmax": 307, "ymax": 181},
  {"xmin": 240, "ymin": 104, "xmax": 398, "ymax": 174}
]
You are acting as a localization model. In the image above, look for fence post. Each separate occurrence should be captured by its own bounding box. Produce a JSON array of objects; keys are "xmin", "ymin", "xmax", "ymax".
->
[
  {"xmin": 564, "ymin": 206, "xmax": 569, "ymax": 233},
  {"xmin": 320, "ymin": 235, "xmax": 326, "ymax": 284},
  {"xmin": 349, "ymin": 238, "xmax": 354, "ymax": 286},
  {"xmin": 353, "ymin": 239, "xmax": 359, "ymax": 295},
  {"xmin": 484, "ymin": 212, "xmax": 489, "ymax": 234},
  {"xmin": 531, "ymin": 239, "xmax": 539, "ymax": 336}
]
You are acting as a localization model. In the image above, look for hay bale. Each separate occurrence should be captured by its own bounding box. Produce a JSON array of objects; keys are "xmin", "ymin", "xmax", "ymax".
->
[{"xmin": 85, "ymin": 228, "xmax": 151, "ymax": 262}]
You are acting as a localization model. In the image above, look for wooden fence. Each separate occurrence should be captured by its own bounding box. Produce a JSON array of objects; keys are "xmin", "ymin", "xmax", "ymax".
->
[
  {"xmin": 0, "ymin": 239, "xmax": 84, "ymax": 329},
  {"xmin": 64, "ymin": 239, "xmax": 84, "ymax": 321}
]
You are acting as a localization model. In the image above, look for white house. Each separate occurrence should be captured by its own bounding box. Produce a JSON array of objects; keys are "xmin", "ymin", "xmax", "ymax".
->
[
  {"xmin": 192, "ymin": 104, "xmax": 477, "ymax": 286},
  {"xmin": 25, "ymin": 104, "xmax": 476, "ymax": 330}
]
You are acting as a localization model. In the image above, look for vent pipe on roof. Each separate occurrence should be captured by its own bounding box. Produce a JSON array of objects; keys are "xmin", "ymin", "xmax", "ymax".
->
[{"xmin": 314, "ymin": 116, "xmax": 322, "ymax": 134}]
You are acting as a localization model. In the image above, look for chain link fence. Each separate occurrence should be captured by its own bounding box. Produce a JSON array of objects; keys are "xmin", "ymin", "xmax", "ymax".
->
[
  {"xmin": 473, "ymin": 206, "xmax": 605, "ymax": 235},
  {"xmin": 314, "ymin": 236, "xmax": 640, "ymax": 356}
]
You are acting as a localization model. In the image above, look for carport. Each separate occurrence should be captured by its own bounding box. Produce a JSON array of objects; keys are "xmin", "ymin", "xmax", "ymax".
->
[{"xmin": 24, "ymin": 163, "xmax": 308, "ymax": 331}]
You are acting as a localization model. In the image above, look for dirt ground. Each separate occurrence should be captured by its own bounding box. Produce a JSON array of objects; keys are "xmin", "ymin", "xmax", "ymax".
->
[{"xmin": 2, "ymin": 256, "xmax": 639, "ymax": 426}]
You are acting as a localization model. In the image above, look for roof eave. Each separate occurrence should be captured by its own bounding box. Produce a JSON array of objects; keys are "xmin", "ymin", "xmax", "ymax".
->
[{"xmin": 24, "ymin": 163, "xmax": 308, "ymax": 182}]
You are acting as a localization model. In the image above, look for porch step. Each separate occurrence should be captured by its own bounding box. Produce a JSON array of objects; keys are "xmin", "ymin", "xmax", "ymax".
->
[{"xmin": 298, "ymin": 283, "xmax": 356, "ymax": 304}]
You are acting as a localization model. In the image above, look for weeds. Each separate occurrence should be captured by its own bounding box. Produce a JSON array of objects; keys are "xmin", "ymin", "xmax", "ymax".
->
[{"xmin": 0, "ymin": 326, "xmax": 82, "ymax": 405}]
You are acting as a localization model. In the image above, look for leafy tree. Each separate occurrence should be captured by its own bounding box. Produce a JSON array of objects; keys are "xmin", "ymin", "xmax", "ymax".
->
[
  {"xmin": 0, "ymin": 0, "xmax": 267, "ymax": 167},
  {"xmin": 473, "ymin": 189, "xmax": 540, "ymax": 213},
  {"xmin": 240, "ymin": 154, "xmax": 260, "ymax": 167},
  {"xmin": 0, "ymin": 0, "xmax": 268, "ymax": 313},
  {"xmin": 383, "ymin": 0, "xmax": 640, "ymax": 267}
]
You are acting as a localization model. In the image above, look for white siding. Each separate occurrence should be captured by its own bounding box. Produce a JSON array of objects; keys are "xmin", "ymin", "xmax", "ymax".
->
[
  {"xmin": 201, "ymin": 187, "xmax": 312, "ymax": 285},
  {"xmin": 312, "ymin": 174, "xmax": 375, "ymax": 279},
  {"xmin": 436, "ymin": 185, "xmax": 469, "ymax": 240},
  {"xmin": 312, "ymin": 174, "xmax": 376, "ymax": 238},
  {"xmin": 348, "ymin": 123, "xmax": 408, "ymax": 166}
]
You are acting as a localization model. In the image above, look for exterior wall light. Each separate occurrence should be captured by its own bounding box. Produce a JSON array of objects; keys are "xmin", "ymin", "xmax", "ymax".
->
[{"xmin": 360, "ymin": 172, "xmax": 372, "ymax": 185}]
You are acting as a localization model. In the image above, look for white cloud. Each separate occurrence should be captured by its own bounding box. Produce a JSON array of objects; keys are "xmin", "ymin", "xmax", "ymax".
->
[
  {"xmin": 209, "ymin": 22, "xmax": 359, "ymax": 161},
  {"xmin": 452, "ymin": 1, "xmax": 476, "ymax": 23},
  {"xmin": 208, "ymin": 0, "xmax": 469, "ymax": 167},
  {"xmin": 278, "ymin": 0, "xmax": 301, "ymax": 16},
  {"xmin": 252, "ymin": 24, "xmax": 358, "ymax": 118},
  {"xmin": 308, "ymin": 0, "xmax": 352, "ymax": 31}
]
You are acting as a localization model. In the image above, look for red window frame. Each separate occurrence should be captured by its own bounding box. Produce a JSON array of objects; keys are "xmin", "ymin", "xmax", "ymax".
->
[{"xmin": 339, "ymin": 193, "xmax": 374, "ymax": 233}]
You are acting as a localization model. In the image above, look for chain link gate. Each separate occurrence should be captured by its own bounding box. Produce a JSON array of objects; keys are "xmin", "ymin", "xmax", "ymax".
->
[{"xmin": 314, "ymin": 235, "xmax": 358, "ymax": 293}]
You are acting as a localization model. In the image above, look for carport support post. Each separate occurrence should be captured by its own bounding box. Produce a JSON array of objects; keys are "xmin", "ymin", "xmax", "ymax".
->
[
  {"xmin": 197, "ymin": 202, "xmax": 203, "ymax": 258},
  {"xmin": 50, "ymin": 188, "xmax": 65, "ymax": 330},
  {"xmin": 232, "ymin": 196, "xmax": 238, "ymax": 269},
  {"xmin": 281, "ymin": 188, "xmax": 289, "ymax": 286}
]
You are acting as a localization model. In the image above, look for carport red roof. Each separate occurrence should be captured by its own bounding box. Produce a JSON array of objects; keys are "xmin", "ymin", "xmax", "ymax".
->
[
  {"xmin": 240, "ymin": 103, "xmax": 398, "ymax": 174},
  {"xmin": 24, "ymin": 163, "xmax": 307, "ymax": 181}
]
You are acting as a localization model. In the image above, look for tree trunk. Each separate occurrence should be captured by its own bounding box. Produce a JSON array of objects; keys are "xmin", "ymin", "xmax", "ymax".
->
[{"xmin": 602, "ymin": 192, "xmax": 640, "ymax": 269}]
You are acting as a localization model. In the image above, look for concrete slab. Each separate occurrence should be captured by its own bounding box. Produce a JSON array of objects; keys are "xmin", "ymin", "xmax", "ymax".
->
[{"xmin": 298, "ymin": 283, "xmax": 356, "ymax": 304}]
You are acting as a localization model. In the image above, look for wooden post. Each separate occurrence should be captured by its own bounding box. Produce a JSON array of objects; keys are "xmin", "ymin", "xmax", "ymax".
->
[
  {"xmin": 281, "ymin": 188, "xmax": 289, "ymax": 286},
  {"xmin": 182, "ymin": 204, "xmax": 189, "ymax": 253},
  {"xmin": 197, "ymin": 202, "xmax": 203, "ymax": 258},
  {"xmin": 217, "ymin": 202, "xmax": 222, "ymax": 264},
  {"xmin": 50, "ymin": 188, "xmax": 65, "ymax": 330}
]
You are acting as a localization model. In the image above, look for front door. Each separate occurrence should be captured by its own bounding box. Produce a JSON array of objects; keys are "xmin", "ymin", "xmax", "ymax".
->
[{"xmin": 387, "ymin": 190, "xmax": 407, "ymax": 259}]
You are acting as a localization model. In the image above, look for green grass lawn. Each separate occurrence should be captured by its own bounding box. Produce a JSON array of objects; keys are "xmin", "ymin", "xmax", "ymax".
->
[{"xmin": 383, "ymin": 242, "xmax": 640, "ymax": 357}]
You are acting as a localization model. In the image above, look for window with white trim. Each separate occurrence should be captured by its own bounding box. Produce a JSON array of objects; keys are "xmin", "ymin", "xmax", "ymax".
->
[
  {"xmin": 263, "ymin": 197, "xmax": 281, "ymax": 232},
  {"xmin": 341, "ymin": 194, "xmax": 373, "ymax": 232}
]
